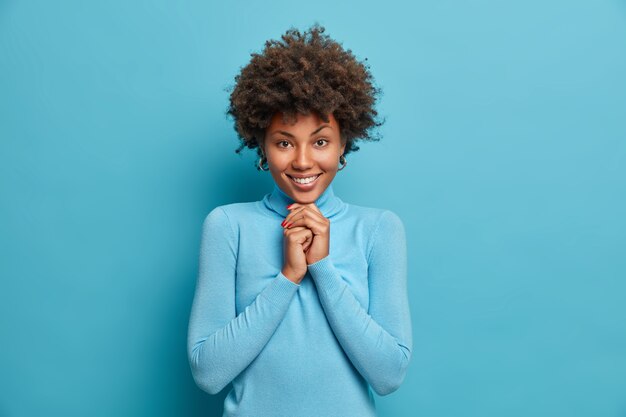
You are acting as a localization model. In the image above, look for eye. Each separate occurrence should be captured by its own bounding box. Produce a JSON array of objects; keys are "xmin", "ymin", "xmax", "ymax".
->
[
  {"xmin": 277, "ymin": 140, "xmax": 291, "ymax": 148},
  {"xmin": 315, "ymin": 138, "xmax": 329, "ymax": 147}
]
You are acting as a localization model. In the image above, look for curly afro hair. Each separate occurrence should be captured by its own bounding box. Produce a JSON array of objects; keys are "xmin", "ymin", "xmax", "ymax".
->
[{"xmin": 225, "ymin": 23, "xmax": 384, "ymax": 169}]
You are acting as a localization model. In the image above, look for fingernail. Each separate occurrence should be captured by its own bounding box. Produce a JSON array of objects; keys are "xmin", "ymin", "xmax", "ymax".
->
[
  {"xmin": 281, "ymin": 220, "xmax": 286, "ymax": 227},
  {"xmin": 287, "ymin": 204, "xmax": 293, "ymax": 209},
  {"xmin": 287, "ymin": 222, "xmax": 292, "ymax": 228}
]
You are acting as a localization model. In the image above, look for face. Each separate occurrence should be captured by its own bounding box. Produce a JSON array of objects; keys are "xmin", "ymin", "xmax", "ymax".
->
[{"xmin": 262, "ymin": 111, "xmax": 346, "ymax": 204}]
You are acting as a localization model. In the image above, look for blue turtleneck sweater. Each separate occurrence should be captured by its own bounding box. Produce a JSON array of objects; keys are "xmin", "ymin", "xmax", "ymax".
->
[{"xmin": 187, "ymin": 183, "xmax": 412, "ymax": 417}]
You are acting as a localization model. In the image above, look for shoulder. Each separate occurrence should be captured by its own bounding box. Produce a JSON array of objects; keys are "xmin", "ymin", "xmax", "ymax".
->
[
  {"xmin": 203, "ymin": 201, "xmax": 258, "ymax": 224},
  {"xmin": 343, "ymin": 204, "xmax": 405, "ymax": 260},
  {"xmin": 201, "ymin": 201, "xmax": 258, "ymax": 235},
  {"xmin": 344, "ymin": 205, "xmax": 405, "ymax": 262},
  {"xmin": 345, "ymin": 203, "xmax": 405, "ymax": 232}
]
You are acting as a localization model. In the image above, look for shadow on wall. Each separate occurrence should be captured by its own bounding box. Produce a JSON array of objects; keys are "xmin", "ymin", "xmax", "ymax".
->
[
  {"xmin": 187, "ymin": 383, "xmax": 229, "ymax": 416},
  {"xmin": 178, "ymin": 148, "xmax": 271, "ymax": 416}
]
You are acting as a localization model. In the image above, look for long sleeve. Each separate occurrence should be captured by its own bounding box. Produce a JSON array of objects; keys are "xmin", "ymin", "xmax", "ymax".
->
[
  {"xmin": 187, "ymin": 207, "xmax": 300, "ymax": 395},
  {"xmin": 306, "ymin": 210, "xmax": 413, "ymax": 396}
]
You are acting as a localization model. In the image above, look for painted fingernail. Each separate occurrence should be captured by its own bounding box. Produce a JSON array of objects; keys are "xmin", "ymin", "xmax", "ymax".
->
[
  {"xmin": 281, "ymin": 220, "xmax": 286, "ymax": 227},
  {"xmin": 287, "ymin": 222, "xmax": 292, "ymax": 228},
  {"xmin": 287, "ymin": 204, "xmax": 293, "ymax": 209}
]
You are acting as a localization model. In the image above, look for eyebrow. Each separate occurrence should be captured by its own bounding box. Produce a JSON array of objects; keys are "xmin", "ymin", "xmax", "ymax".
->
[{"xmin": 271, "ymin": 125, "xmax": 331, "ymax": 138}]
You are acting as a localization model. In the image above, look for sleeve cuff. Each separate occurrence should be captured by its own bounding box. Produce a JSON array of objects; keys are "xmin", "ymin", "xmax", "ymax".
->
[
  {"xmin": 306, "ymin": 255, "xmax": 343, "ymax": 296},
  {"xmin": 260, "ymin": 271, "xmax": 300, "ymax": 308}
]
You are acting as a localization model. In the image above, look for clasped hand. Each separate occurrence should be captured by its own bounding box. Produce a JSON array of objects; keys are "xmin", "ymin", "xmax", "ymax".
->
[{"xmin": 281, "ymin": 203, "xmax": 330, "ymax": 283}]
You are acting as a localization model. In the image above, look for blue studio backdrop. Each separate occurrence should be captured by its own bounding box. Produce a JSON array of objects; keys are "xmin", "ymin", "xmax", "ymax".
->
[{"xmin": 1, "ymin": 1, "xmax": 625, "ymax": 416}]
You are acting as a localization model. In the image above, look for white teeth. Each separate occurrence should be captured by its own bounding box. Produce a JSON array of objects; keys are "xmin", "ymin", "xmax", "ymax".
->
[{"xmin": 290, "ymin": 175, "xmax": 319, "ymax": 184}]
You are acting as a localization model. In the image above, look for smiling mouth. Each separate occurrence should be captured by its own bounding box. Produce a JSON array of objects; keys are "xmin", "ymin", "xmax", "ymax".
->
[{"xmin": 287, "ymin": 174, "xmax": 322, "ymax": 185}]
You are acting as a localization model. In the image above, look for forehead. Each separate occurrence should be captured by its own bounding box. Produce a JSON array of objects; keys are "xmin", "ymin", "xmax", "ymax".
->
[{"xmin": 268, "ymin": 111, "xmax": 339, "ymax": 131}]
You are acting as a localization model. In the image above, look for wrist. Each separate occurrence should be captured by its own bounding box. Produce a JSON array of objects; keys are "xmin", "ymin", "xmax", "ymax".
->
[
  {"xmin": 306, "ymin": 252, "xmax": 329, "ymax": 266},
  {"xmin": 281, "ymin": 267, "xmax": 304, "ymax": 284}
]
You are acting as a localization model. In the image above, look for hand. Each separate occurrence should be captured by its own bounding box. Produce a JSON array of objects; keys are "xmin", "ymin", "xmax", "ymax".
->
[
  {"xmin": 283, "ymin": 203, "xmax": 330, "ymax": 265},
  {"xmin": 281, "ymin": 225, "xmax": 313, "ymax": 284}
]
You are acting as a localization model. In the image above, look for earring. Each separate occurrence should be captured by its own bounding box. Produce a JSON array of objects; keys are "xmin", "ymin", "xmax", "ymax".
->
[
  {"xmin": 338, "ymin": 154, "xmax": 347, "ymax": 171},
  {"xmin": 258, "ymin": 155, "xmax": 269, "ymax": 171}
]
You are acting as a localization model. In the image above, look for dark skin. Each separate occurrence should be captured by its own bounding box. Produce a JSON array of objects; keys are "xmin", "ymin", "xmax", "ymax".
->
[
  {"xmin": 261, "ymin": 111, "xmax": 346, "ymax": 284},
  {"xmin": 281, "ymin": 203, "xmax": 330, "ymax": 282}
]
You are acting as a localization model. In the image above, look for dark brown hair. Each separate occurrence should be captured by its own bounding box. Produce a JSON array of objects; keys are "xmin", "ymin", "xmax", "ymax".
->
[{"xmin": 225, "ymin": 23, "xmax": 384, "ymax": 169}]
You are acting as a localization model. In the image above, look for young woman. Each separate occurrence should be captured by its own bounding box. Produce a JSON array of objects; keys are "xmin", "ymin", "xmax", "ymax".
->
[{"xmin": 187, "ymin": 24, "xmax": 412, "ymax": 416}]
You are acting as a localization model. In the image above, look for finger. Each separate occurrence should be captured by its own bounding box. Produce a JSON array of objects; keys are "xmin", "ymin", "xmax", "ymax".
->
[
  {"xmin": 287, "ymin": 203, "xmax": 323, "ymax": 220},
  {"xmin": 286, "ymin": 213, "xmax": 327, "ymax": 235},
  {"xmin": 283, "ymin": 225, "xmax": 312, "ymax": 236},
  {"xmin": 282, "ymin": 206, "xmax": 306, "ymax": 227},
  {"xmin": 305, "ymin": 203, "xmax": 322, "ymax": 215},
  {"xmin": 284, "ymin": 208, "xmax": 323, "ymax": 228},
  {"xmin": 301, "ymin": 204, "xmax": 326, "ymax": 222},
  {"xmin": 284, "ymin": 205, "xmax": 326, "ymax": 226},
  {"xmin": 284, "ymin": 227, "xmax": 313, "ymax": 245},
  {"xmin": 283, "ymin": 225, "xmax": 308, "ymax": 235},
  {"xmin": 288, "ymin": 202, "xmax": 321, "ymax": 212},
  {"xmin": 288, "ymin": 202, "xmax": 322, "ymax": 216},
  {"xmin": 285, "ymin": 206, "xmax": 328, "ymax": 235},
  {"xmin": 302, "ymin": 231, "xmax": 313, "ymax": 249}
]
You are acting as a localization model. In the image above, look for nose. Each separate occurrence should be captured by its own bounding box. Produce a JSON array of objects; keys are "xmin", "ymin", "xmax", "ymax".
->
[{"xmin": 291, "ymin": 146, "xmax": 313, "ymax": 170}]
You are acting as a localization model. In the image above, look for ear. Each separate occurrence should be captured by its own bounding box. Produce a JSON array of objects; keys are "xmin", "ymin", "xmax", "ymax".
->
[{"xmin": 340, "ymin": 137, "xmax": 346, "ymax": 155}]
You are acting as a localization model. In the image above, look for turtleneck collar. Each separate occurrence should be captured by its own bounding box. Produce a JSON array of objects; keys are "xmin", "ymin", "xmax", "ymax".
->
[{"xmin": 262, "ymin": 182, "xmax": 346, "ymax": 219}]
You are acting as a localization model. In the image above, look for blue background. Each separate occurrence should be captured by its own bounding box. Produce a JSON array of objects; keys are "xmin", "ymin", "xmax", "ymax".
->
[{"xmin": 1, "ymin": 1, "xmax": 625, "ymax": 416}]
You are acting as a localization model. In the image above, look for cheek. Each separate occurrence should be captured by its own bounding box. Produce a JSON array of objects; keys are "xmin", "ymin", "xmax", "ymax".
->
[
  {"xmin": 267, "ymin": 154, "xmax": 287, "ymax": 169},
  {"xmin": 320, "ymin": 154, "xmax": 340, "ymax": 170}
]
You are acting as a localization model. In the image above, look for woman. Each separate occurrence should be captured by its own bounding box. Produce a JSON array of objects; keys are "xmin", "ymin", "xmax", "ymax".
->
[{"xmin": 187, "ymin": 24, "xmax": 412, "ymax": 416}]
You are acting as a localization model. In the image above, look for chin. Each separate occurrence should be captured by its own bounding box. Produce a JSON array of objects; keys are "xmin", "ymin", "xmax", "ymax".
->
[
  {"xmin": 290, "ymin": 186, "xmax": 328, "ymax": 204},
  {"xmin": 287, "ymin": 192, "xmax": 318, "ymax": 204}
]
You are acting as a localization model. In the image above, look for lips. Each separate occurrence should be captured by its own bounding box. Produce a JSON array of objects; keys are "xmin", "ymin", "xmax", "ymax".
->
[
  {"xmin": 287, "ymin": 174, "xmax": 321, "ymax": 180},
  {"xmin": 287, "ymin": 173, "xmax": 322, "ymax": 188}
]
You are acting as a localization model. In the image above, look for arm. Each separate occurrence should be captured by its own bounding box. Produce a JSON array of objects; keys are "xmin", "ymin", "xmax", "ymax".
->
[
  {"xmin": 187, "ymin": 207, "xmax": 300, "ymax": 395},
  {"xmin": 307, "ymin": 210, "xmax": 412, "ymax": 396}
]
